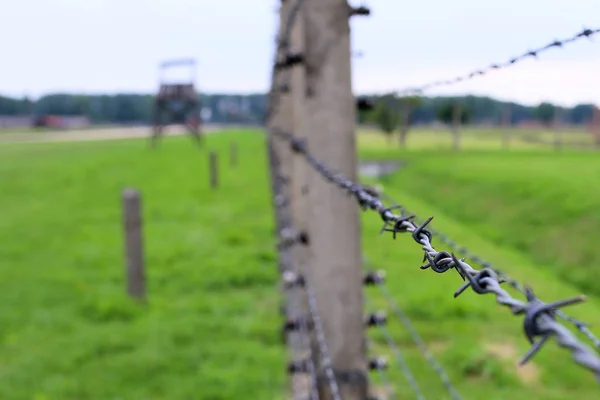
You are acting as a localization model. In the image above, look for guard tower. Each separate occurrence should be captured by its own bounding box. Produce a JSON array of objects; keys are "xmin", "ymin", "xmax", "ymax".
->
[{"xmin": 151, "ymin": 58, "xmax": 202, "ymax": 146}]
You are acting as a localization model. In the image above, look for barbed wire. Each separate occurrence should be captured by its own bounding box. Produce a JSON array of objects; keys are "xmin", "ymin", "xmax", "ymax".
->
[
  {"xmin": 376, "ymin": 192, "xmax": 600, "ymax": 350},
  {"xmin": 273, "ymin": 128, "xmax": 600, "ymax": 379},
  {"xmin": 265, "ymin": 0, "xmax": 306, "ymax": 123},
  {"xmin": 364, "ymin": 296, "xmax": 425, "ymax": 400},
  {"xmin": 268, "ymin": 137, "xmax": 321, "ymax": 400},
  {"xmin": 304, "ymin": 271, "xmax": 343, "ymax": 400},
  {"xmin": 393, "ymin": 27, "xmax": 600, "ymax": 96},
  {"xmin": 363, "ymin": 259, "xmax": 462, "ymax": 400}
]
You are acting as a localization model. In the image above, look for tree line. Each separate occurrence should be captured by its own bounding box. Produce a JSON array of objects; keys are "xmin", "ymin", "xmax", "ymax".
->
[{"xmin": 0, "ymin": 92, "xmax": 595, "ymax": 126}]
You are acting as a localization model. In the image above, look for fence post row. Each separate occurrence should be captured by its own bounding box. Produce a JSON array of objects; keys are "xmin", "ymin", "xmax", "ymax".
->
[
  {"xmin": 209, "ymin": 151, "xmax": 219, "ymax": 188},
  {"xmin": 121, "ymin": 188, "xmax": 146, "ymax": 300},
  {"xmin": 451, "ymin": 102, "xmax": 461, "ymax": 150},
  {"xmin": 229, "ymin": 141, "xmax": 237, "ymax": 167},
  {"xmin": 502, "ymin": 103, "xmax": 511, "ymax": 150}
]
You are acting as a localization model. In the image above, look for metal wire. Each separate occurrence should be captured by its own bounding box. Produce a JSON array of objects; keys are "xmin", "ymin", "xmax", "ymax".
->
[
  {"xmin": 394, "ymin": 27, "xmax": 600, "ymax": 95},
  {"xmin": 377, "ymin": 193, "xmax": 600, "ymax": 350},
  {"xmin": 274, "ymin": 128, "xmax": 600, "ymax": 379},
  {"xmin": 304, "ymin": 274, "xmax": 343, "ymax": 400},
  {"xmin": 269, "ymin": 134, "xmax": 320, "ymax": 400},
  {"xmin": 365, "ymin": 297, "xmax": 425, "ymax": 400},
  {"xmin": 364, "ymin": 259, "xmax": 462, "ymax": 400}
]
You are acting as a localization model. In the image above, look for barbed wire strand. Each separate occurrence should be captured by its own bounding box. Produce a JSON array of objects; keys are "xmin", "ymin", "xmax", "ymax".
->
[
  {"xmin": 365, "ymin": 338, "xmax": 396, "ymax": 400},
  {"xmin": 377, "ymin": 192, "xmax": 600, "ymax": 350},
  {"xmin": 283, "ymin": 254, "xmax": 320, "ymax": 400},
  {"xmin": 274, "ymin": 128, "xmax": 600, "ymax": 379},
  {"xmin": 394, "ymin": 27, "xmax": 600, "ymax": 96},
  {"xmin": 304, "ymin": 273, "xmax": 343, "ymax": 400},
  {"xmin": 363, "ymin": 258, "xmax": 462, "ymax": 400},
  {"xmin": 265, "ymin": 0, "xmax": 306, "ymax": 123},
  {"xmin": 365, "ymin": 297, "xmax": 425, "ymax": 400},
  {"xmin": 268, "ymin": 133, "xmax": 320, "ymax": 400}
]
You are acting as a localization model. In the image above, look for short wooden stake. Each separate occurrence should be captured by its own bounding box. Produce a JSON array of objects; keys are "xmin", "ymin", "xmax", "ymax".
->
[
  {"xmin": 230, "ymin": 142, "xmax": 237, "ymax": 167},
  {"xmin": 122, "ymin": 188, "xmax": 146, "ymax": 300},
  {"xmin": 209, "ymin": 151, "xmax": 219, "ymax": 188}
]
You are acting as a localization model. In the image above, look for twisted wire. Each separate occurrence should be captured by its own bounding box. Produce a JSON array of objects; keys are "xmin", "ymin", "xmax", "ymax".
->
[
  {"xmin": 275, "ymin": 128, "xmax": 600, "ymax": 379},
  {"xmin": 304, "ymin": 274, "xmax": 343, "ymax": 400},
  {"xmin": 265, "ymin": 0, "xmax": 305, "ymax": 122},
  {"xmin": 365, "ymin": 297, "xmax": 425, "ymax": 400},
  {"xmin": 363, "ymin": 259, "xmax": 461, "ymax": 400},
  {"xmin": 394, "ymin": 27, "xmax": 600, "ymax": 96},
  {"xmin": 269, "ymin": 135, "xmax": 320, "ymax": 400},
  {"xmin": 377, "ymin": 193, "xmax": 600, "ymax": 350}
]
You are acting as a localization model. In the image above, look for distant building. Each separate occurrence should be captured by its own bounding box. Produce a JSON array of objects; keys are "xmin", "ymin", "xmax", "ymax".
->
[
  {"xmin": 33, "ymin": 115, "xmax": 91, "ymax": 129},
  {"xmin": 0, "ymin": 115, "xmax": 33, "ymax": 128}
]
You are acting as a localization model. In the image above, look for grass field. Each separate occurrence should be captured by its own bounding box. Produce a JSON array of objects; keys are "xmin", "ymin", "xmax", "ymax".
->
[{"xmin": 1, "ymin": 128, "xmax": 600, "ymax": 399}]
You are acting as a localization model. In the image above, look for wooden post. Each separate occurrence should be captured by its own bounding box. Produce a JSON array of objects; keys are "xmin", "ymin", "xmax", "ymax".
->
[
  {"xmin": 303, "ymin": 1, "xmax": 368, "ymax": 398},
  {"xmin": 229, "ymin": 141, "xmax": 237, "ymax": 167},
  {"xmin": 502, "ymin": 103, "xmax": 511, "ymax": 150},
  {"xmin": 209, "ymin": 151, "xmax": 218, "ymax": 188},
  {"xmin": 398, "ymin": 98, "xmax": 410, "ymax": 148},
  {"xmin": 592, "ymin": 106, "xmax": 600, "ymax": 148},
  {"xmin": 553, "ymin": 107, "xmax": 562, "ymax": 151},
  {"xmin": 122, "ymin": 188, "xmax": 145, "ymax": 300},
  {"xmin": 452, "ymin": 102, "xmax": 461, "ymax": 150}
]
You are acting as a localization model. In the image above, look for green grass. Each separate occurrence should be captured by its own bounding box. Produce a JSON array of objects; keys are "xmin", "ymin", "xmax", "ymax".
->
[
  {"xmin": 358, "ymin": 126, "xmax": 597, "ymax": 152},
  {"xmin": 0, "ymin": 132, "xmax": 284, "ymax": 399},
  {"xmin": 1, "ymin": 128, "xmax": 600, "ymax": 399}
]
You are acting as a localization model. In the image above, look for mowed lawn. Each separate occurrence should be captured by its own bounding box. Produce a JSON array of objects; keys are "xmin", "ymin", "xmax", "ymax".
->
[
  {"xmin": 0, "ymin": 132, "xmax": 284, "ymax": 399},
  {"xmin": 1, "ymin": 129, "xmax": 600, "ymax": 399}
]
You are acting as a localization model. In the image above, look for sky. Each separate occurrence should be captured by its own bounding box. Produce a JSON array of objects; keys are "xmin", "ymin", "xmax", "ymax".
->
[{"xmin": 1, "ymin": 0, "xmax": 599, "ymax": 106}]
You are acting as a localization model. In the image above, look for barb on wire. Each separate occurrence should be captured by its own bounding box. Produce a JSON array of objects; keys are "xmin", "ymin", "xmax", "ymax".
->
[
  {"xmin": 363, "ymin": 259, "xmax": 462, "ymax": 400},
  {"xmin": 304, "ymin": 274, "xmax": 343, "ymax": 400},
  {"xmin": 377, "ymin": 192, "xmax": 600, "ymax": 350},
  {"xmin": 266, "ymin": 0, "xmax": 306, "ymax": 122},
  {"xmin": 365, "ymin": 297, "xmax": 425, "ymax": 400},
  {"xmin": 394, "ymin": 27, "xmax": 600, "ymax": 96},
  {"xmin": 275, "ymin": 128, "xmax": 600, "ymax": 379},
  {"xmin": 269, "ymin": 134, "xmax": 320, "ymax": 400}
]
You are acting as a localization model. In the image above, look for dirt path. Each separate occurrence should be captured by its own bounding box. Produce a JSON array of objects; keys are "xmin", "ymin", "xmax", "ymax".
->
[{"xmin": 0, "ymin": 124, "xmax": 224, "ymax": 144}]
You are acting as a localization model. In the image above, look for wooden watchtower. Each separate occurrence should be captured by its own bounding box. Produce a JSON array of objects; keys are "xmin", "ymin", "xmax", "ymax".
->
[{"xmin": 151, "ymin": 58, "xmax": 202, "ymax": 146}]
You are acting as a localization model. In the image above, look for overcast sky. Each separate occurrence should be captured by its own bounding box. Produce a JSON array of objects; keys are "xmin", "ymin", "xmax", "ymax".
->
[{"xmin": 1, "ymin": 0, "xmax": 599, "ymax": 106}]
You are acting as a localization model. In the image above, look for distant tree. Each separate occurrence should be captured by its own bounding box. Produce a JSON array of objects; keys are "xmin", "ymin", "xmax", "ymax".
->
[
  {"xmin": 436, "ymin": 101, "xmax": 471, "ymax": 124},
  {"xmin": 436, "ymin": 101, "xmax": 470, "ymax": 150},
  {"xmin": 534, "ymin": 102, "xmax": 555, "ymax": 127},
  {"xmin": 398, "ymin": 95, "xmax": 422, "ymax": 147},
  {"xmin": 373, "ymin": 94, "xmax": 399, "ymax": 143}
]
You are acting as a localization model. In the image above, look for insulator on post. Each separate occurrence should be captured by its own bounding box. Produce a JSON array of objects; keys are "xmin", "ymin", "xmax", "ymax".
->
[
  {"xmin": 287, "ymin": 359, "xmax": 309, "ymax": 374},
  {"xmin": 368, "ymin": 356, "xmax": 389, "ymax": 370},
  {"xmin": 282, "ymin": 316, "xmax": 313, "ymax": 332},
  {"xmin": 363, "ymin": 270, "xmax": 386, "ymax": 285},
  {"xmin": 283, "ymin": 317, "xmax": 300, "ymax": 332},
  {"xmin": 278, "ymin": 228, "xmax": 309, "ymax": 250},
  {"xmin": 365, "ymin": 311, "xmax": 387, "ymax": 327},
  {"xmin": 282, "ymin": 270, "xmax": 305, "ymax": 289},
  {"xmin": 356, "ymin": 97, "xmax": 375, "ymax": 111},
  {"xmin": 350, "ymin": 5, "xmax": 371, "ymax": 16},
  {"xmin": 275, "ymin": 53, "xmax": 304, "ymax": 69}
]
